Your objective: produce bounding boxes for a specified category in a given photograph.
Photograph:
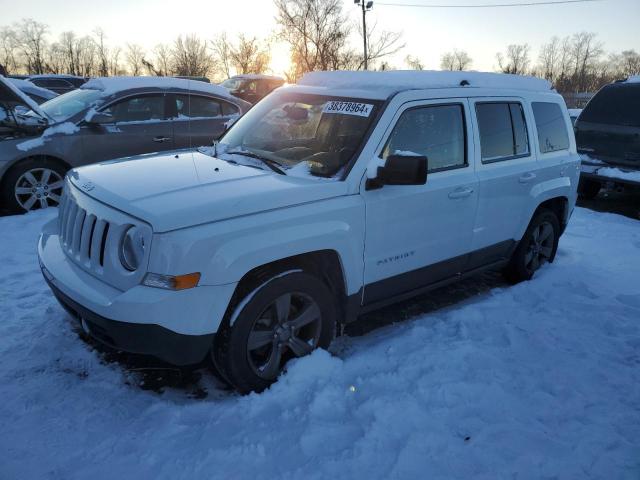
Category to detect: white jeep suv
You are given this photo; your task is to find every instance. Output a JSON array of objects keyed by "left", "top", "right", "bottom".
[{"left": 39, "top": 71, "right": 579, "bottom": 393}]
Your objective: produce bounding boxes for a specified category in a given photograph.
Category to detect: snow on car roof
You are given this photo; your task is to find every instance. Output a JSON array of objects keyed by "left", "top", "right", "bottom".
[
  {"left": 299, "top": 70, "right": 553, "bottom": 97},
  {"left": 624, "top": 75, "right": 640, "bottom": 83},
  {"left": 82, "top": 76, "right": 234, "bottom": 98}
]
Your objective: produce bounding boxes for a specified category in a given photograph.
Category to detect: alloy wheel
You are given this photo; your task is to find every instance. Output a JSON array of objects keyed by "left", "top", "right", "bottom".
[
  {"left": 14, "top": 168, "right": 64, "bottom": 211},
  {"left": 525, "top": 221, "right": 555, "bottom": 273},
  {"left": 246, "top": 292, "right": 322, "bottom": 380}
]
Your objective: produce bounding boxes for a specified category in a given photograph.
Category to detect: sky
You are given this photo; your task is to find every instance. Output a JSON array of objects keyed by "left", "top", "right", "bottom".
[{"left": 1, "top": 0, "right": 638, "bottom": 75}]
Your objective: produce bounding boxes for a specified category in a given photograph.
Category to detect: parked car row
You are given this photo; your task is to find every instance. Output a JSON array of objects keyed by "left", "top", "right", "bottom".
[{"left": 0, "top": 75, "right": 251, "bottom": 212}]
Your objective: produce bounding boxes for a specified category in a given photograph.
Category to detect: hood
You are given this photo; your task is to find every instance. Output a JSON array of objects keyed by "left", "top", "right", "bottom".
[
  {"left": 68, "top": 150, "right": 349, "bottom": 232},
  {"left": 0, "top": 75, "right": 50, "bottom": 120}
]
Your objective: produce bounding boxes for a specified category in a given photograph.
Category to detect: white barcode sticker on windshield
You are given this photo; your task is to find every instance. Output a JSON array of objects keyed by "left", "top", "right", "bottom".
[{"left": 322, "top": 101, "right": 373, "bottom": 117}]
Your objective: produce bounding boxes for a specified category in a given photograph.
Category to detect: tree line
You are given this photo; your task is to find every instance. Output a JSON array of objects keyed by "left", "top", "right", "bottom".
[{"left": 1, "top": 0, "right": 638, "bottom": 94}]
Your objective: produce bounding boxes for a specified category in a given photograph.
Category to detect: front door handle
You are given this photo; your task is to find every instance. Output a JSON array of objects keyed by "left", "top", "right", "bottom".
[
  {"left": 448, "top": 187, "right": 474, "bottom": 199},
  {"left": 519, "top": 172, "right": 537, "bottom": 184},
  {"left": 153, "top": 136, "right": 171, "bottom": 143}
]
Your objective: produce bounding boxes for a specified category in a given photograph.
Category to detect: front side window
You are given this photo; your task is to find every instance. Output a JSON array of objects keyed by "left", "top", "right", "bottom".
[
  {"left": 381, "top": 104, "right": 466, "bottom": 172},
  {"left": 476, "top": 102, "right": 530, "bottom": 162},
  {"left": 216, "top": 92, "right": 382, "bottom": 178},
  {"left": 105, "top": 95, "right": 165, "bottom": 123},
  {"left": 175, "top": 94, "right": 222, "bottom": 118},
  {"left": 532, "top": 102, "right": 570, "bottom": 153}
]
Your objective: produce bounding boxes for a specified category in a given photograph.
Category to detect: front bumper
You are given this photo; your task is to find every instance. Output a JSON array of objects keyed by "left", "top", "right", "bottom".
[{"left": 38, "top": 218, "right": 237, "bottom": 366}]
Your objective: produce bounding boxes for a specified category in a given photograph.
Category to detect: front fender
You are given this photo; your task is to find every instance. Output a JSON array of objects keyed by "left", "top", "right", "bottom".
[{"left": 147, "top": 195, "right": 366, "bottom": 296}]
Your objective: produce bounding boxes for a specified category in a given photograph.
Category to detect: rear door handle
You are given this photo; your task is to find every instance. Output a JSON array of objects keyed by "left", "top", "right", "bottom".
[
  {"left": 153, "top": 136, "right": 171, "bottom": 143},
  {"left": 448, "top": 187, "right": 474, "bottom": 199},
  {"left": 519, "top": 172, "right": 537, "bottom": 183}
]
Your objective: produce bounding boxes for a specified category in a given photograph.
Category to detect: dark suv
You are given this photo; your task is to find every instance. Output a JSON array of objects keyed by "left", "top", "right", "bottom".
[
  {"left": 27, "top": 75, "right": 88, "bottom": 95},
  {"left": 220, "top": 75, "right": 285, "bottom": 104},
  {"left": 575, "top": 78, "right": 640, "bottom": 198}
]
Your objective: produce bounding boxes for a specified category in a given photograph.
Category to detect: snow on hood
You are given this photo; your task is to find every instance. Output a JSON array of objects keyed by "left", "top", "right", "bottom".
[
  {"left": 68, "top": 150, "right": 348, "bottom": 232},
  {"left": 82, "top": 76, "right": 235, "bottom": 99},
  {"left": 0, "top": 75, "right": 50, "bottom": 119},
  {"left": 16, "top": 122, "right": 79, "bottom": 151}
]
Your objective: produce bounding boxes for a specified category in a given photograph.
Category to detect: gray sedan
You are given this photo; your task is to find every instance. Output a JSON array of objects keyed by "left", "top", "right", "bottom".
[{"left": 0, "top": 76, "right": 251, "bottom": 212}]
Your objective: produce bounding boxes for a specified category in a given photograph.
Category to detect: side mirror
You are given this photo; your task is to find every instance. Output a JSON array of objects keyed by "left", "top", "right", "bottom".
[
  {"left": 85, "top": 110, "right": 114, "bottom": 125},
  {"left": 368, "top": 154, "right": 428, "bottom": 189}
]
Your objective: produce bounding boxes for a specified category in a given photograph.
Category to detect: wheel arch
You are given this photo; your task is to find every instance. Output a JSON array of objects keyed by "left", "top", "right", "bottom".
[{"left": 222, "top": 250, "right": 350, "bottom": 329}]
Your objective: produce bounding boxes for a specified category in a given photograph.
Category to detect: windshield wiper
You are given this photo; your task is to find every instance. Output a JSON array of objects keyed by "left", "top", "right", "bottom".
[{"left": 226, "top": 149, "right": 287, "bottom": 175}]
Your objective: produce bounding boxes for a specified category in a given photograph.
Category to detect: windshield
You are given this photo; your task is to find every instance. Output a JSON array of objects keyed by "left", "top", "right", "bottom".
[
  {"left": 579, "top": 84, "right": 640, "bottom": 127},
  {"left": 220, "top": 78, "right": 243, "bottom": 90},
  {"left": 217, "top": 91, "right": 381, "bottom": 178},
  {"left": 40, "top": 88, "right": 103, "bottom": 121}
]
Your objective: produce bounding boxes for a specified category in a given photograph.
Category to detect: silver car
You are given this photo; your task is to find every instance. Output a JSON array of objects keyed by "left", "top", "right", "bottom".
[{"left": 0, "top": 76, "right": 251, "bottom": 213}]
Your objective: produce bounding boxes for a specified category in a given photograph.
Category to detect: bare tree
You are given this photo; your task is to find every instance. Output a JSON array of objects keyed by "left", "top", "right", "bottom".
[
  {"left": 94, "top": 28, "right": 110, "bottom": 76},
  {"left": 405, "top": 54, "right": 424, "bottom": 70},
  {"left": 171, "top": 34, "right": 213, "bottom": 77},
  {"left": 496, "top": 44, "right": 530, "bottom": 75},
  {"left": 126, "top": 43, "right": 145, "bottom": 76},
  {"left": 0, "top": 26, "right": 18, "bottom": 74},
  {"left": 16, "top": 18, "right": 49, "bottom": 74},
  {"left": 275, "top": 0, "right": 352, "bottom": 81},
  {"left": 441, "top": 49, "right": 472, "bottom": 71},
  {"left": 108, "top": 46, "right": 122, "bottom": 76},
  {"left": 356, "top": 21, "right": 404, "bottom": 70},
  {"left": 537, "top": 36, "right": 561, "bottom": 82},
  {"left": 211, "top": 33, "right": 233, "bottom": 79},
  {"left": 149, "top": 43, "right": 172, "bottom": 76},
  {"left": 229, "top": 34, "right": 270, "bottom": 75},
  {"left": 570, "top": 32, "right": 603, "bottom": 91},
  {"left": 618, "top": 49, "right": 640, "bottom": 77}
]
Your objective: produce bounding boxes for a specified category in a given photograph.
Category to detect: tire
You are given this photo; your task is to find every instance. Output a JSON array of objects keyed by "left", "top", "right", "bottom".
[
  {"left": 213, "top": 271, "right": 337, "bottom": 394},
  {"left": 578, "top": 178, "right": 601, "bottom": 200},
  {"left": 1, "top": 158, "right": 67, "bottom": 213},
  {"left": 504, "top": 209, "right": 560, "bottom": 284}
]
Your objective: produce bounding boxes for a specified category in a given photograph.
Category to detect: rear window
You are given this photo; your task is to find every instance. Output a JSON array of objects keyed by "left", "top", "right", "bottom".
[
  {"left": 476, "top": 102, "right": 529, "bottom": 162},
  {"left": 532, "top": 102, "right": 570, "bottom": 153},
  {"left": 579, "top": 84, "right": 640, "bottom": 127}
]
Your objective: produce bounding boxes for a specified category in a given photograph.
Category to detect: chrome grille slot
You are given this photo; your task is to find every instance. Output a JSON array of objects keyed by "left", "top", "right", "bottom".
[{"left": 56, "top": 181, "right": 152, "bottom": 291}]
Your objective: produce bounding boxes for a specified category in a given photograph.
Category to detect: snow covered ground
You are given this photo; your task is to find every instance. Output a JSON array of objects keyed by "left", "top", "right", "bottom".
[{"left": 1, "top": 207, "right": 639, "bottom": 479}]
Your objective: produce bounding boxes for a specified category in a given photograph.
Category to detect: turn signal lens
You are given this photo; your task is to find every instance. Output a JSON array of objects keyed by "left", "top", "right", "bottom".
[{"left": 143, "top": 272, "right": 201, "bottom": 290}]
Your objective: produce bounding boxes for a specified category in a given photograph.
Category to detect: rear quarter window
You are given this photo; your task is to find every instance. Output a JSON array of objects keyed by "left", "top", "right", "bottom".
[{"left": 532, "top": 102, "right": 570, "bottom": 154}]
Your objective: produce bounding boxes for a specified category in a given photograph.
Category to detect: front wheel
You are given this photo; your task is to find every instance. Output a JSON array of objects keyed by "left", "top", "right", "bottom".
[
  {"left": 1, "top": 158, "right": 66, "bottom": 213},
  {"left": 213, "top": 271, "right": 336, "bottom": 394},
  {"left": 504, "top": 209, "right": 560, "bottom": 283}
]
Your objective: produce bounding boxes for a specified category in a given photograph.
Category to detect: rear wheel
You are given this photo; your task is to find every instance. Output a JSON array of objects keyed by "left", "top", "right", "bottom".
[
  {"left": 213, "top": 271, "right": 336, "bottom": 394},
  {"left": 578, "top": 178, "right": 601, "bottom": 200},
  {"left": 504, "top": 209, "right": 560, "bottom": 283},
  {"left": 1, "top": 158, "right": 66, "bottom": 213}
]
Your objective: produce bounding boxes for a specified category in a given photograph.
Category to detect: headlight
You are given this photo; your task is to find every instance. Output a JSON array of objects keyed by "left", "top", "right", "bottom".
[{"left": 119, "top": 226, "right": 145, "bottom": 271}]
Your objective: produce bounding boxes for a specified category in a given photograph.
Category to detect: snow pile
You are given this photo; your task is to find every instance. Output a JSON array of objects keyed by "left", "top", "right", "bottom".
[
  {"left": 16, "top": 121, "right": 80, "bottom": 151},
  {"left": 299, "top": 70, "right": 552, "bottom": 94},
  {"left": 1, "top": 208, "right": 639, "bottom": 479},
  {"left": 83, "top": 76, "right": 233, "bottom": 99}
]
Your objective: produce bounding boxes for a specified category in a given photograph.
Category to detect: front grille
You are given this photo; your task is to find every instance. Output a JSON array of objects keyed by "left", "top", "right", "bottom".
[
  {"left": 59, "top": 194, "right": 111, "bottom": 269},
  {"left": 56, "top": 181, "right": 152, "bottom": 291}
]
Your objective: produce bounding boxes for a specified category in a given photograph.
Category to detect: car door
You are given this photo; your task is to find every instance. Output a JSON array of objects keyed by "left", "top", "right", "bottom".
[
  {"left": 79, "top": 93, "right": 174, "bottom": 163},
  {"left": 171, "top": 93, "right": 236, "bottom": 148},
  {"left": 467, "top": 98, "right": 540, "bottom": 263},
  {"left": 362, "top": 99, "right": 479, "bottom": 305}
]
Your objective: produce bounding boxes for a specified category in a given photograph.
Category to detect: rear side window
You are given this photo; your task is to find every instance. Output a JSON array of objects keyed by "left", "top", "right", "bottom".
[
  {"left": 476, "top": 102, "right": 529, "bottom": 162},
  {"left": 578, "top": 84, "right": 640, "bottom": 127},
  {"left": 221, "top": 102, "right": 239, "bottom": 116},
  {"left": 382, "top": 104, "right": 466, "bottom": 172},
  {"left": 175, "top": 94, "right": 222, "bottom": 118},
  {"left": 532, "top": 102, "right": 570, "bottom": 153}
]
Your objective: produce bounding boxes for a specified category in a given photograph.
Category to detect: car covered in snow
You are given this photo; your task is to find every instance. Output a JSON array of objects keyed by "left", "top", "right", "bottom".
[
  {"left": 24, "top": 74, "right": 88, "bottom": 95},
  {"left": 0, "top": 75, "right": 251, "bottom": 212},
  {"left": 575, "top": 76, "right": 640, "bottom": 199},
  {"left": 38, "top": 70, "right": 580, "bottom": 393},
  {"left": 220, "top": 74, "right": 285, "bottom": 104}
]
